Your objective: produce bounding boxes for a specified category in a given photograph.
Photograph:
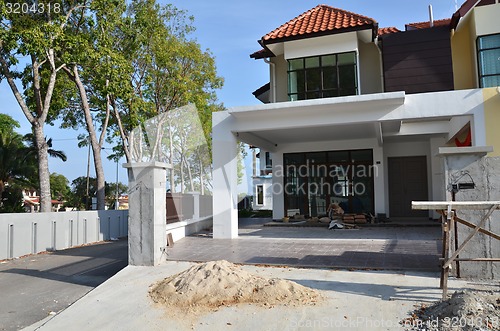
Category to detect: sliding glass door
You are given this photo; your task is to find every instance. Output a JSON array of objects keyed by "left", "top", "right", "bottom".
[{"left": 284, "top": 149, "right": 374, "bottom": 217}]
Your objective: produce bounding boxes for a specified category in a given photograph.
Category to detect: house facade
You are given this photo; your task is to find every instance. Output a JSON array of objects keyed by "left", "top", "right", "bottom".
[{"left": 213, "top": 0, "right": 500, "bottom": 239}]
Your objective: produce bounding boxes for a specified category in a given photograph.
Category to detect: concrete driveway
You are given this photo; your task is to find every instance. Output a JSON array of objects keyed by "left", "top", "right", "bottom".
[{"left": 0, "top": 239, "right": 128, "bottom": 331}]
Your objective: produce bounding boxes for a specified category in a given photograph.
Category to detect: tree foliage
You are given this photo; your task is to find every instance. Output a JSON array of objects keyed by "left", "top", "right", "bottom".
[
  {"left": 50, "top": 172, "right": 69, "bottom": 200},
  {"left": 0, "top": 114, "right": 37, "bottom": 211},
  {"left": 1, "top": 0, "right": 224, "bottom": 206},
  {"left": 0, "top": 0, "right": 82, "bottom": 211},
  {"left": 67, "top": 176, "right": 127, "bottom": 210}
]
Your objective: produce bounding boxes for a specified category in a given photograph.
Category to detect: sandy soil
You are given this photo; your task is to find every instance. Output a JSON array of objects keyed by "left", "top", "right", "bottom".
[{"left": 149, "top": 260, "right": 322, "bottom": 317}]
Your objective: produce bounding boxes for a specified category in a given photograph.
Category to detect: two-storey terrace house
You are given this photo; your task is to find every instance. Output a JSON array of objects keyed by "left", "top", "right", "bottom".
[{"left": 212, "top": 0, "right": 500, "bottom": 239}]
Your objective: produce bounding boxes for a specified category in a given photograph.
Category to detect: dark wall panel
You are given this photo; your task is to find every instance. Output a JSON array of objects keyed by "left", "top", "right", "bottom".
[{"left": 381, "top": 26, "right": 454, "bottom": 94}]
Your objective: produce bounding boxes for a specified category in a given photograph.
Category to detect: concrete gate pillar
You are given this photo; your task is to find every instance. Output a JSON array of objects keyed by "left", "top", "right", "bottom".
[
  {"left": 439, "top": 146, "right": 498, "bottom": 279},
  {"left": 124, "top": 162, "right": 171, "bottom": 266}
]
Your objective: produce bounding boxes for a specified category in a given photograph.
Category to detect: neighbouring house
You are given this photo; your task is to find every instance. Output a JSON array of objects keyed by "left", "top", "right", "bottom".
[
  {"left": 212, "top": 0, "right": 500, "bottom": 241},
  {"left": 22, "top": 189, "right": 64, "bottom": 213},
  {"left": 250, "top": 146, "right": 273, "bottom": 211}
]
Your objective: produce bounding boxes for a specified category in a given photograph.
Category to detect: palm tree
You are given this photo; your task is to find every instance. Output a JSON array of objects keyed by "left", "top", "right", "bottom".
[
  {"left": 0, "top": 130, "right": 36, "bottom": 203},
  {"left": 23, "top": 133, "right": 68, "bottom": 162}
]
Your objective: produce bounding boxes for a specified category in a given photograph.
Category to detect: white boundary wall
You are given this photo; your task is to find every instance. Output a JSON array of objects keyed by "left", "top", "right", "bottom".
[
  {"left": 166, "top": 193, "right": 213, "bottom": 242},
  {"left": 0, "top": 210, "right": 128, "bottom": 260}
]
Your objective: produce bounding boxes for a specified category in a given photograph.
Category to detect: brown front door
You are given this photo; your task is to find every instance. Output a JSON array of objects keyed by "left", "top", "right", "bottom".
[{"left": 388, "top": 156, "right": 428, "bottom": 217}]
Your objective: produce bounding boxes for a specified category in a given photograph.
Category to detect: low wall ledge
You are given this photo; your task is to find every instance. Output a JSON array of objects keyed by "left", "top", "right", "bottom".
[
  {"left": 438, "top": 146, "right": 493, "bottom": 157},
  {"left": 122, "top": 162, "right": 173, "bottom": 170}
]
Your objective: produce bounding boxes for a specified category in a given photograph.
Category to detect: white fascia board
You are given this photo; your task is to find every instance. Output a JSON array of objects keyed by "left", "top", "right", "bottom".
[
  {"left": 228, "top": 89, "right": 485, "bottom": 135},
  {"left": 229, "top": 91, "right": 405, "bottom": 117},
  {"left": 384, "top": 120, "right": 451, "bottom": 137}
]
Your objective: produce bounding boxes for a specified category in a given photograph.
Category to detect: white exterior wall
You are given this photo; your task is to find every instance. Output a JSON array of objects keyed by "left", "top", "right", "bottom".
[
  {"left": 0, "top": 210, "right": 128, "bottom": 260},
  {"left": 430, "top": 137, "right": 447, "bottom": 218},
  {"left": 473, "top": 4, "right": 500, "bottom": 37},
  {"left": 272, "top": 55, "right": 289, "bottom": 103},
  {"left": 284, "top": 32, "right": 358, "bottom": 60},
  {"left": 212, "top": 112, "right": 239, "bottom": 239}
]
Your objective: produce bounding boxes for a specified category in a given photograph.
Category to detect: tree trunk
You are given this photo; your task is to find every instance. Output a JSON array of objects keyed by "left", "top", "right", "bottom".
[
  {"left": 33, "top": 124, "right": 52, "bottom": 212},
  {"left": 168, "top": 121, "right": 175, "bottom": 193},
  {"left": 66, "top": 65, "right": 106, "bottom": 210}
]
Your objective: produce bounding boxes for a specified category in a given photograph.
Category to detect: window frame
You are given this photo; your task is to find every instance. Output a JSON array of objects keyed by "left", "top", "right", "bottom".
[
  {"left": 256, "top": 184, "right": 264, "bottom": 206},
  {"left": 287, "top": 51, "right": 358, "bottom": 101},
  {"left": 477, "top": 33, "right": 500, "bottom": 88}
]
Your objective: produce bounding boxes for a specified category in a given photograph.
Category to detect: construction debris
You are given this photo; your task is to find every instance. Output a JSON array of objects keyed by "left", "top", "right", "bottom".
[{"left": 402, "top": 290, "right": 500, "bottom": 331}]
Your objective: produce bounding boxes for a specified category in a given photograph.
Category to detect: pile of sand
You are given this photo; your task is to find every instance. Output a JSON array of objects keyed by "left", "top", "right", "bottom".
[
  {"left": 149, "top": 260, "right": 321, "bottom": 314},
  {"left": 403, "top": 290, "right": 499, "bottom": 331}
]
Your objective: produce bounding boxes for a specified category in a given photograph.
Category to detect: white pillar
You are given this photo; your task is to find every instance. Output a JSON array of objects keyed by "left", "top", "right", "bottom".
[
  {"left": 190, "top": 192, "right": 200, "bottom": 220},
  {"left": 123, "top": 162, "right": 170, "bottom": 266},
  {"left": 272, "top": 151, "right": 284, "bottom": 220},
  {"left": 212, "top": 112, "right": 238, "bottom": 239}
]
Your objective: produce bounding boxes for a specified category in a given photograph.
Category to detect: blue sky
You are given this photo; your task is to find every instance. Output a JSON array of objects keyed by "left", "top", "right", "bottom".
[{"left": 0, "top": 0, "right": 458, "bottom": 189}]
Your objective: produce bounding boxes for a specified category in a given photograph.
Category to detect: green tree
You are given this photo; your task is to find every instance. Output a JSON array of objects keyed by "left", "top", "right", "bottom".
[
  {"left": 58, "top": 0, "right": 129, "bottom": 210},
  {"left": 0, "top": 184, "right": 24, "bottom": 213},
  {"left": 68, "top": 176, "right": 127, "bottom": 210},
  {"left": 106, "top": 0, "right": 223, "bottom": 171},
  {"left": 0, "top": 114, "right": 36, "bottom": 206},
  {"left": 0, "top": 1, "right": 84, "bottom": 211},
  {"left": 50, "top": 173, "right": 69, "bottom": 200}
]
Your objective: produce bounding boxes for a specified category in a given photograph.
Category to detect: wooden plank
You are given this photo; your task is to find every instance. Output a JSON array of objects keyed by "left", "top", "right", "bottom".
[
  {"left": 454, "top": 216, "right": 500, "bottom": 241},
  {"left": 442, "top": 220, "right": 450, "bottom": 299},
  {"left": 166, "top": 233, "right": 174, "bottom": 247},
  {"left": 412, "top": 201, "right": 500, "bottom": 210},
  {"left": 440, "top": 258, "right": 500, "bottom": 261},
  {"left": 443, "top": 204, "right": 497, "bottom": 269}
]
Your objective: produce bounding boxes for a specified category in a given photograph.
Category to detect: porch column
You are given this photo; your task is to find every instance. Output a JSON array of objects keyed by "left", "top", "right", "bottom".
[
  {"left": 212, "top": 112, "right": 238, "bottom": 239},
  {"left": 272, "top": 151, "right": 285, "bottom": 220},
  {"left": 123, "top": 162, "right": 170, "bottom": 266}
]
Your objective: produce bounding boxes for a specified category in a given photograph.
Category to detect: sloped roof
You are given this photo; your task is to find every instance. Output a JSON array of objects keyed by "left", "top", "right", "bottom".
[
  {"left": 405, "top": 18, "right": 451, "bottom": 30},
  {"left": 378, "top": 27, "right": 400, "bottom": 36},
  {"left": 250, "top": 48, "right": 274, "bottom": 59},
  {"left": 261, "top": 4, "right": 377, "bottom": 44}
]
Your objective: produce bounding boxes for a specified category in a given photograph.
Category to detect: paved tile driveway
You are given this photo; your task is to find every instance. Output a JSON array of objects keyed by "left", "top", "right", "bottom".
[{"left": 166, "top": 219, "right": 442, "bottom": 271}]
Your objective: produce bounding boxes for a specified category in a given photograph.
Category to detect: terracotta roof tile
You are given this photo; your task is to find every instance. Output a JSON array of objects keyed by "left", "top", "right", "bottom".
[
  {"left": 261, "top": 5, "right": 377, "bottom": 44},
  {"left": 405, "top": 18, "right": 451, "bottom": 30},
  {"left": 250, "top": 48, "right": 274, "bottom": 59},
  {"left": 378, "top": 27, "right": 400, "bottom": 36}
]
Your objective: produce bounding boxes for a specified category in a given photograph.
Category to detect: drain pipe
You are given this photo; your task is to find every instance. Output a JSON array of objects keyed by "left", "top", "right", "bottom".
[
  {"left": 375, "top": 36, "right": 385, "bottom": 92},
  {"left": 263, "top": 58, "right": 276, "bottom": 103}
]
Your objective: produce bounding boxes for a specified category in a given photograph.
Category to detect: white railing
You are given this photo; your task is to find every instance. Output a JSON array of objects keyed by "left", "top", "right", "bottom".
[{"left": 0, "top": 210, "right": 128, "bottom": 260}]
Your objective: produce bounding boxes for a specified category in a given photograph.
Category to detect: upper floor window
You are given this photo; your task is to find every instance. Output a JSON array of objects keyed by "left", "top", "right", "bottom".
[
  {"left": 288, "top": 52, "right": 358, "bottom": 101},
  {"left": 265, "top": 152, "right": 272, "bottom": 168},
  {"left": 477, "top": 33, "right": 500, "bottom": 88}
]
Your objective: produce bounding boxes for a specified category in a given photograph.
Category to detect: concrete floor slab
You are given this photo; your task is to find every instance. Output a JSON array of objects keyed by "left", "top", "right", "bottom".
[
  {"left": 167, "top": 223, "right": 442, "bottom": 272},
  {"left": 24, "top": 261, "right": 494, "bottom": 331}
]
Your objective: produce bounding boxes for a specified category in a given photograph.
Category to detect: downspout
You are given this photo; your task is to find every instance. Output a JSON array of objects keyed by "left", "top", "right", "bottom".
[
  {"left": 375, "top": 36, "right": 385, "bottom": 92},
  {"left": 263, "top": 58, "right": 276, "bottom": 103}
]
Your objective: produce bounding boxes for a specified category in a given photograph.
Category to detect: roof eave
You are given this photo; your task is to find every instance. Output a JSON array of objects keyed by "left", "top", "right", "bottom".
[{"left": 261, "top": 24, "right": 378, "bottom": 45}]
